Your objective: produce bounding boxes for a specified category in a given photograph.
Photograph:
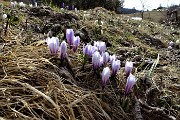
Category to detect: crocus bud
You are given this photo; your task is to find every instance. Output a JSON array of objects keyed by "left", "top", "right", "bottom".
[
  {"left": 83, "top": 44, "right": 92, "bottom": 57},
  {"left": 112, "top": 60, "right": 120, "bottom": 76},
  {"left": 66, "top": 6, "right": 69, "bottom": 10},
  {"left": 109, "top": 54, "right": 116, "bottom": 65},
  {"left": 60, "top": 41, "right": 67, "bottom": 60},
  {"left": 72, "top": 5, "right": 74, "bottom": 10},
  {"left": 46, "top": 37, "right": 59, "bottom": 54},
  {"left": 98, "top": 41, "right": 106, "bottom": 54},
  {"left": 125, "top": 61, "right": 133, "bottom": 77},
  {"left": 92, "top": 51, "right": 100, "bottom": 70},
  {"left": 66, "top": 29, "right": 74, "bottom": 49},
  {"left": 62, "top": 3, "right": 64, "bottom": 8},
  {"left": 125, "top": 74, "right": 136, "bottom": 95},
  {"left": 102, "top": 52, "right": 109, "bottom": 65},
  {"left": 102, "top": 67, "right": 111, "bottom": 88},
  {"left": 73, "top": 36, "right": 80, "bottom": 52}
]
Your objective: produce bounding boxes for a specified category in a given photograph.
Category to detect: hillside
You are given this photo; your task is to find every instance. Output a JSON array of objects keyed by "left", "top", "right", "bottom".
[{"left": 0, "top": 1, "right": 179, "bottom": 120}]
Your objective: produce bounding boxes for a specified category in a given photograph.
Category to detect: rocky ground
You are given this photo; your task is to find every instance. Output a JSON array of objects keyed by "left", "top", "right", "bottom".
[{"left": 0, "top": 2, "right": 179, "bottom": 120}]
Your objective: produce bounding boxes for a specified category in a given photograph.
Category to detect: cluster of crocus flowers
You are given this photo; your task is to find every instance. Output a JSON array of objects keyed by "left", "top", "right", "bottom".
[
  {"left": 82, "top": 40, "right": 121, "bottom": 88},
  {"left": 66, "top": 29, "right": 80, "bottom": 51},
  {"left": 46, "top": 36, "right": 67, "bottom": 61}
]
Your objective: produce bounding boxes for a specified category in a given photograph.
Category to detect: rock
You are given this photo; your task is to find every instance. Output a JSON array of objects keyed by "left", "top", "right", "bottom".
[{"left": 133, "top": 55, "right": 142, "bottom": 62}]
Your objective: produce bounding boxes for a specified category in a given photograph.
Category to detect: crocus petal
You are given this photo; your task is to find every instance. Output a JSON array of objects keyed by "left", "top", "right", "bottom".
[
  {"left": 60, "top": 41, "right": 67, "bottom": 60},
  {"left": 125, "top": 74, "right": 136, "bottom": 95},
  {"left": 109, "top": 54, "right": 116, "bottom": 64},
  {"left": 125, "top": 61, "right": 133, "bottom": 77},
  {"left": 92, "top": 51, "right": 100, "bottom": 70},
  {"left": 112, "top": 60, "right": 120, "bottom": 76},
  {"left": 66, "top": 29, "right": 74, "bottom": 48},
  {"left": 102, "top": 52, "right": 109, "bottom": 65},
  {"left": 91, "top": 46, "right": 98, "bottom": 55},
  {"left": 94, "top": 41, "right": 99, "bottom": 48},
  {"left": 99, "top": 56, "right": 104, "bottom": 67},
  {"left": 99, "top": 41, "right": 106, "bottom": 53},
  {"left": 102, "top": 67, "right": 111, "bottom": 87}
]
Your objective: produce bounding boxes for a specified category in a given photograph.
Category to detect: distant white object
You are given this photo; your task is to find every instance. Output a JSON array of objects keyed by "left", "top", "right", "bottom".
[
  {"left": 75, "top": 8, "right": 77, "bottom": 12},
  {"left": 168, "top": 46, "right": 172, "bottom": 50},
  {"left": 35, "top": 2, "right": 37, "bottom": 7},
  {"left": 176, "top": 40, "right": 179, "bottom": 44},
  {"left": 29, "top": 4, "right": 33, "bottom": 7},
  {"left": 131, "top": 17, "right": 142, "bottom": 21},
  {"left": 14, "top": 1, "right": 18, "bottom": 5},
  {"left": 2, "top": 14, "right": 7, "bottom": 19},
  {"left": 19, "top": 2, "right": 25, "bottom": 7}
]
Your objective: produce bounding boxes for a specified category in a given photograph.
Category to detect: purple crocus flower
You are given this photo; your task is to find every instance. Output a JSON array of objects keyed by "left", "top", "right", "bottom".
[
  {"left": 102, "top": 52, "right": 109, "bottom": 65},
  {"left": 66, "top": 5, "right": 69, "bottom": 10},
  {"left": 46, "top": 37, "right": 59, "bottom": 54},
  {"left": 112, "top": 60, "right": 120, "bottom": 76},
  {"left": 66, "top": 29, "right": 74, "bottom": 49},
  {"left": 125, "top": 74, "right": 136, "bottom": 95},
  {"left": 73, "top": 36, "right": 80, "bottom": 52},
  {"left": 83, "top": 44, "right": 92, "bottom": 58},
  {"left": 125, "top": 61, "right": 133, "bottom": 77},
  {"left": 60, "top": 41, "right": 67, "bottom": 60},
  {"left": 98, "top": 41, "right": 106, "bottom": 54},
  {"left": 102, "top": 67, "right": 111, "bottom": 88},
  {"left": 72, "top": 5, "right": 74, "bottom": 10},
  {"left": 92, "top": 51, "right": 101, "bottom": 70},
  {"left": 62, "top": 3, "right": 64, "bottom": 8},
  {"left": 109, "top": 54, "right": 116, "bottom": 65}
]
